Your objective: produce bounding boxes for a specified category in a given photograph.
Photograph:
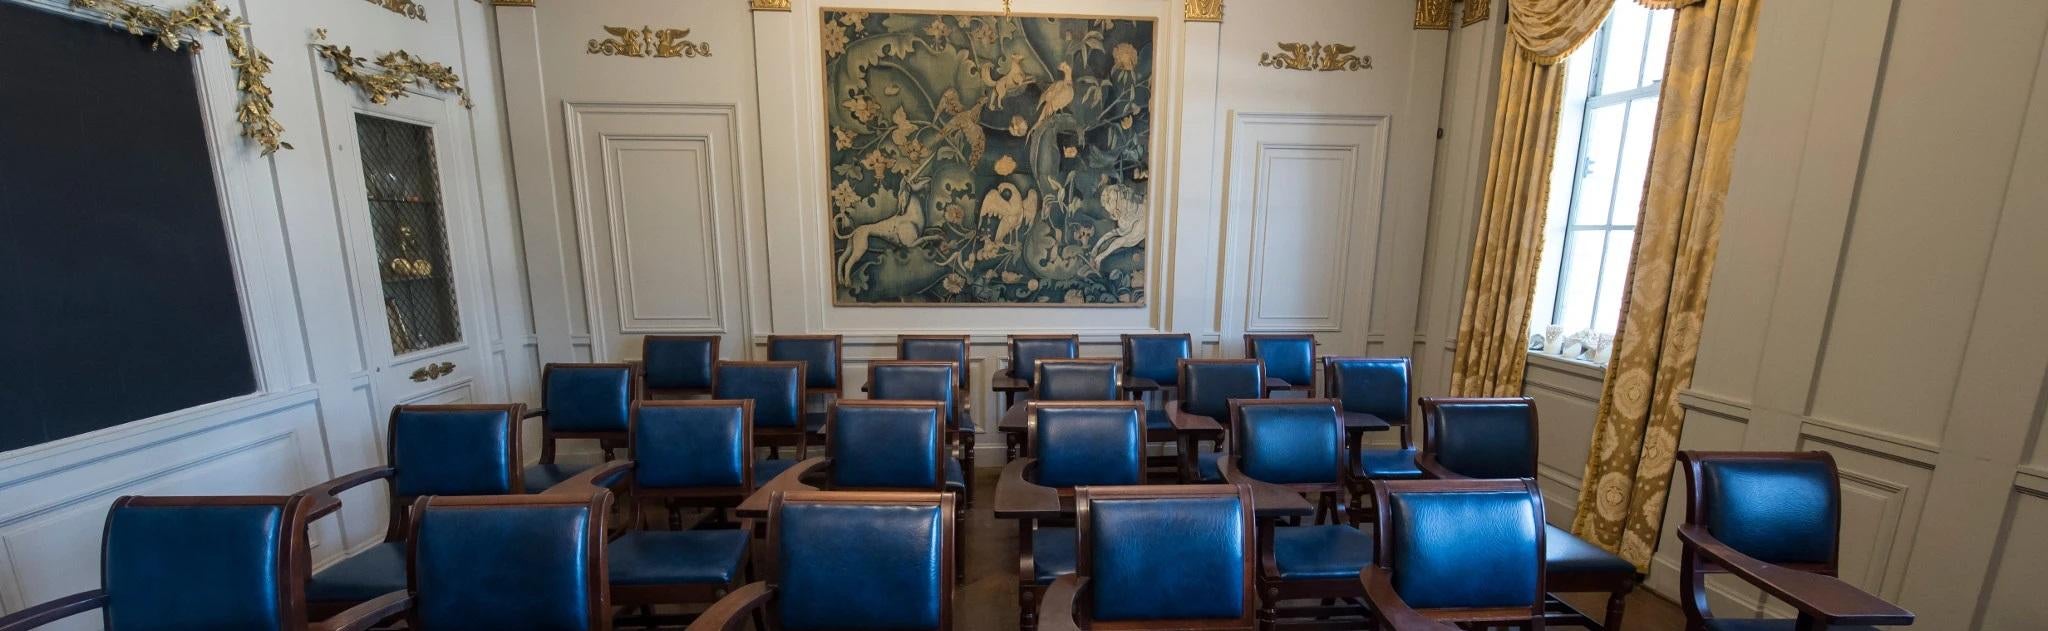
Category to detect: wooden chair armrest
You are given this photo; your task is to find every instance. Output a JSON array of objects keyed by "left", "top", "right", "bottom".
[
  {"left": 1360, "top": 567, "right": 1461, "bottom": 631},
  {"left": 310, "top": 590, "right": 410, "bottom": 631},
  {"left": 990, "top": 374, "right": 1030, "bottom": 391},
  {"left": 1677, "top": 525, "right": 1911, "bottom": 626},
  {"left": 1414, "top": 453, "right": 1468, "bottom": 480},
  {"left": 522, "top": 408, "right": 548, "bottom": 420},
  {"left": 992, "top": 458, "right": 1059, "bottom": 519},
  {"left": 739, "top": 457, "right": 828, "bottom": 516},
  {"left": 0, "top": 590, "right": 105, "bottom": 631},
  {"left": 1219, "top": 458, "right": 1315, "bottom": 519},
  {"left": 1036, "top": 574, "right": 1087, "bottom": 631},
  {"left": 1164, "top": 401, "right": 1223, "bottom": 433},
  {"left": 1122, "top": 377, "right": 1161, "bottom": 393},
  {"left": 544, "top": 460, "right": 634, "bottom": 495},
  {"left": 303, "top": 466, "right": 396, "bottom": 520},
  {"left": 685, "top": 582, "right": 776, "bottom": 631}
]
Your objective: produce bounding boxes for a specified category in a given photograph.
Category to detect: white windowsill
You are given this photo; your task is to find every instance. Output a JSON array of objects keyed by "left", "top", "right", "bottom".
[{"left": 1525, "top": 351, "right": 1611, "bottom": 380}]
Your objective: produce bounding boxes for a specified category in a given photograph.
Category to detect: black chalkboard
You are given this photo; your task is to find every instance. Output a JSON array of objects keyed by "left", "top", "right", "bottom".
[{"left": 0, "top": 2, "right": 258, "bottom": 452}]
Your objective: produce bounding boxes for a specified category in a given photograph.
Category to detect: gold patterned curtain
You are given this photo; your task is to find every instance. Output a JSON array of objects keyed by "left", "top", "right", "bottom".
[
  {"left": 1569, "top": 0, "right": 1762, "bottom": 570},
  {"left": 1447, "top": 0, "right": 1610, "bottom": 397}
]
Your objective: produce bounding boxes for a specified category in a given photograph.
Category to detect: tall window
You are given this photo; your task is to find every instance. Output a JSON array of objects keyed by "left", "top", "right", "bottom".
[{"left": 1530, "top": 2, "right": 1673, "bottom": 364}]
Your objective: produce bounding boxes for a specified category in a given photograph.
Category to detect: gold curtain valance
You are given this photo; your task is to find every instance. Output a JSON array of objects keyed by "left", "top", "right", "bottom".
[{"left": 1506, "top": 0, "right": 1699, "bottom": 65}]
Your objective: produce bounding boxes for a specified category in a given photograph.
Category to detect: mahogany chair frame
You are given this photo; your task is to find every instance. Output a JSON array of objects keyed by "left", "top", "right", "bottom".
[
  {"left": 1030, "top": 358, "right": 1125, "bottom": 401},
  {"left": 0, "top": 495, "right": 407, "bottom": 631},
  {"left": 1221, "top": 399, "right": 1369, "bottom": 630},
  {"left": 1038, "top": 484, "right": 1260, "bottom": 631},
  {"left": 638, "top": 335, "right": 721, "bottom": 400},
  {"left": 1325, "top": 357, "right": 1414, "bottom": 524},
  {"left": 1244, "top": 334, "right": 1319, "bottom": 397},
  {"left": 1168, "top": 358, "right": 1266, "bottom": 482},
  {"left": 402, "top": 491, "right": 616, "bottom": 631},
  {"left": 1676, "top": 451, "right": 1913, "bottom": 631},
  {"left": 1120, "top": 333, "right": 1196, "bottom": 478},
  {"left": 1005, "top": 400, "right": 1148, "bottom": 631},
  {"left": 867, "top": 360, "right": 977, "bottom": 503},
  {"left": 534, "top": 363, "right": 643, "bottom": 466},
  {"left": 895, "top": 334, "right": 973, "bottom": 392},
  {"left": 684, "top": 491, "right": 958, "bottom": 631},
  {"left": 996, "top": 334, "right": 1083, "bottom": 406},
  {"left": 625, "top": 399, "right": 756, "bottom": 530},
  {"left": 1362, "top": 478, "right": 1549, "bottom": 631},
  {"left": 713, "top": 360, "right": 811, "bottom": 460}
]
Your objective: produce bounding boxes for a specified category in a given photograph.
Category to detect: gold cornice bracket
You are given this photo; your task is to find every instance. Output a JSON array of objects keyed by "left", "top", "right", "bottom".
[
  {"left": 1461, "top": 0, "right": 1491, "bottom": 27},
  {"left": 588, "top": 26, "right": 712, "bottom": 59},
  {"left": 491, "top": 0, "right": 535, "bottom": 6},
  {"left": 312, "top": 29, "right": 473, "bottom": 108},
  {"left": 1258, "top": 42, "right": 1370, "bottom": 72},
  {"left": 363, "top": 0, "right": 427, "bottom": 20},
  {"left": 1185, "top": 0, "right": 1222, "bottom": 22},
  {"left": 750, "top": 0, "right": 791, "bottom": 11},
  {"left": 70, "top": 0, "right": 290, "bottom": 154},
  {"left": 1415, "top": 0, "right": 1450, "bottom": 29}
]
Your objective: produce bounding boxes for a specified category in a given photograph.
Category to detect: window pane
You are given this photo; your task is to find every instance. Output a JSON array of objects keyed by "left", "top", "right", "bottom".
[
  {"left": 1593, "top": 229, "right": 1636, "bottom": 334},
  {"left": 1574, "top": 104, "right": 1627, "bottom": 225},
  {"left": 1556, "top": 228, "right": 1606, "bottom": 332},
  {"left": 1598, "top": 2, "right": 1651, "bottom": 95},
  {"left": 1642, "top": 9, "right": 1674, "bottom": 87},
  {"left": 1611, "top": 97, "right": 1660, "bottom": 227}
]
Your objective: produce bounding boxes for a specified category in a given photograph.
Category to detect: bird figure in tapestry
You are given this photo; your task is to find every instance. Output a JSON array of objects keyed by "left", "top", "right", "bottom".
[
  {"left": 1035, "top": 62, "right": 1076, "bottom": 127},
  {"left": 979, "top": 182, "right": 1041, "bottom": 248}
]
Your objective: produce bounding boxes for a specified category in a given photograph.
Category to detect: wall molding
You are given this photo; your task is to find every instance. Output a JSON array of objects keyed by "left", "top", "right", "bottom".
[{"left": 0, "top": 387, "right": 319, "bottom": 487}]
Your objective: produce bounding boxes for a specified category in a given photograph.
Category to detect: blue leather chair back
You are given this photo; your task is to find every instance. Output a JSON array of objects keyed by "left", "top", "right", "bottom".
[
  {"left": 1033, "top": 360, "right": 1120, "bottom": 401},
  {"left": 898, "top": 336, "right": 969, "bottom": 391},
  {"left": 1031, "top": 404, "right": 1144, "bottom": 488},
  {"left": 1180, "top": 360, "right": 1264, "bottom": 420},
  {"left": 101, "top": 498, "right": 291, "bottom": 631},
  {"left": 1698, "top": 457, "right": 1838, "bottom": 565},
  {"left": 1426, "top": 398, "right": 1536, "bottom": 479},
  {"left": 1081, "top": 489, "right": 1250, "bottom": 622},
  {"left": 1248, "top": 336, "right": 1315, "bottom": 387},
  {"left": 411, "top": 496, "right": 604, "bottom": 631},
  {"left": 715, "top": 362, "right": 805, "bottom": 429},
  {"left": 774, "top": 495, "right": 949, "bottom": 631},
  {"left": 543, "top": 364, "right": 634, "bottom": 433},
  {"left": 633, "top": 402, "right": 750, "bottom": 489},
  {"left": 641, "top": 336, "right": 717, "bottom": 390},
  {"left": 869, "top": 362, "right": 960, "bottom": 429},
  {"left": 768, "top": 336, "right": 841, "bottom": 390},
  {"left": 1011, "top": 336, "right": 1079, "bottom": 382},
  {"left": 1382, "top": 484, "right": 1543, "bottom": 610},
  {"left": 1123, "top": 334, "right": 1191, "bottom": 387},
  {"left": 1328, "top": 357, "right": 1411, "bottom": 422},
  {"left": 830, "top": 403, "right": 945, "bottom": 490},
  {"left": 389, "top": 405, "right": 519, "bottom": 497},
  {"left": 1235, "top": 402, "right": 1343, "bottom": 485}
]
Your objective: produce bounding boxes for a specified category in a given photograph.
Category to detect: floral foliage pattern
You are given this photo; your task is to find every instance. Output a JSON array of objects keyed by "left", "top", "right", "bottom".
[{"left": 823, "top": 11, "right": 1154, "bottom": 305}]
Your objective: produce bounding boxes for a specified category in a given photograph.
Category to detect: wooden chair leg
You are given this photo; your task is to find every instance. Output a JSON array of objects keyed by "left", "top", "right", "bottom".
[{"left": 1604, "top": 583, "right": 1632, "bottom": 631}]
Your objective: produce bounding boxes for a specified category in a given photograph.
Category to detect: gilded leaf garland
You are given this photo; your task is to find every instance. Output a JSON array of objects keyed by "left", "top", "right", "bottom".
[
  {"left": 363, "top": 0, "right": 427, "bottom": 21},
  {"left": 1185, "top": 0, "right": 1223, "bottom": 22},
  {"left": 313, "top": 30, "right": 472, "bottom": 109},
  {"left": 1258, "top": 42, "right": 1370, "bottom": 72},
  {"left": 1462, "top": 0, "right": 1491, "bottom": 26},
  {"left": 70, "top": 0, "right": 290, "bottom": 154},
  {"left": 587, "top": 26, "right": 712, "bottom": 59},
  {"left": 1415, "top": 0, "right": 1451, "bottom": 29}
]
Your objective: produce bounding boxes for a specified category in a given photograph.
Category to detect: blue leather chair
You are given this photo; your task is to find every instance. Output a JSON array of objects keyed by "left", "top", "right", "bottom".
[
  {"left": 823, "top": 400, "right": 961, "bottom": 492},
  {"left": 529, "top": 363, "right": 638, "bottom": 491},
  {"left": 1122, "top": 333, "right": 1194, "bottom": 476},
  {"left": 1032, "top": 358, "right": 1122, "bottom": 402},
  {"left": 1221, "top": 399, "right": 1376, "bottom": 628},
  {"left": 1418, "top": 397, "right": 1639, "bottom": 629},
  {"left": 714, "top": 361, "right": 809, "bottom": 479},
  {"left": 604, "top": 401, "right": 755, "bottom": 627},
  {"left": 402, "top": 491, "right": 614, "bottom": 630},
  {"left": 1327, "top": 357, "right": 1422, "bottom": 523},
  {"left": 0, "top": 495, "right": 406, "bottom": 631},
  {"left": 685, "top": 491, "right": 956, "bottom": 631},
  {"left": 766, "top": 335, "right": 845, "bottom": 439},
  {"left": 868, "top": 361, "right": 976, "bottom": 504},
  {"left": 640, "top": 335, "right": 719, "bottom": 400},
  {"left": 1246, "top": 334, "right": 1318, "bottom": 397},
  {"left": 1361, "top": 479, "right": 1548, "bottom": 631},
  {"left": 1036, "top": 485, "right": 1257, "bottom": 631},
  {"left": 1171, "top": 359, "right": 1266, "bottom": 483},
  {"left": 1677, "top": 452, "right": 1912, "bottom": 631},
  {"left": 994, "top": 335, "right": 1080, "bottom": 413},
  {"left": 300, "top": 404, "right": 526, "bottom": 616},
  {"left": 896, "top": 334, "right": 972, "bottom": 393},
  {"left": 995, "top": 401, "right": 1147, "bottom": 630}
]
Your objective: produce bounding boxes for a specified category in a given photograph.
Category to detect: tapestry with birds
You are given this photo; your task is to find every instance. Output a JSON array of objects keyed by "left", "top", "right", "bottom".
[{"left": 823, "top": 10, "right": 1154, "bottom": 305}]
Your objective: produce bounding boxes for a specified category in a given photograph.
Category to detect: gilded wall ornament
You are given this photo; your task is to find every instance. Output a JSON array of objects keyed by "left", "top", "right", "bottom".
[
  {"left": 313, "top": 30, "right": 473, "bottom": 108},
  {"left": 1462, "top": 0, "right": 1491, "bottom": 26},
  {"left": 749, "top": 0, "right": 791, "bottom": 10},
  {"left": 587, "top": 26, "right": 712, "bottom": 59},
  {"left": 1414, "top": 0, "right": 1451, "bottom": 29},
  {"left": 1185, "top": 0, "right": 1222, "bottom": 22},
  {"left": 70, "top": 0, "right": 290, "bottom": 154},
  {"left": 1257, "top": 42, "right": 1370, "bottom": 72},
  {"left": 363, "top": 0, "right": 426, "bottom": 21}
]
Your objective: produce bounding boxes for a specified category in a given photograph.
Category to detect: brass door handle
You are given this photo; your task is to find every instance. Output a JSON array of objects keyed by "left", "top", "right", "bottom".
[{"left": 410, "top": 361, "right": 457, "bottom": 382}]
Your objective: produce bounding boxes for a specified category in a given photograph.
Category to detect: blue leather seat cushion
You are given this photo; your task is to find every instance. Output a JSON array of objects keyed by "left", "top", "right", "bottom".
[
  {"left": 307, "top": 542, "right": 406, "bottom": 602},
  {"left": 522, "top": 462, "right": 593, "bottom": 494},
  {"left": 1031, "top": 527, "right": 1077, "bottom": 584},
  {"left": 1195, "top": 451, "right": 1224, "bottom": 482},
  {"left": 1545, "top": 525, "right": 1635, "bottom": 576},
  {"left": 758, "top": 458, "right": 800, "bottom": 481},
  {"left": 1273, "top": 525, "right": 1375, "bottom": 579},
  {"left": 608, "top": 530, "right": 749, "bottom": 585},
  {"left": 1357, "top": 447, "right": 1424, "bottom": 480},
  {"left": 945, "top": 457, "right": 966, "bottom": 490},
  {"left": 1145, "top": 410, "right": 1175, "bottom": 431},
  {"left": 1704, "top": 620, "right": 1878, "bottom": 631}
]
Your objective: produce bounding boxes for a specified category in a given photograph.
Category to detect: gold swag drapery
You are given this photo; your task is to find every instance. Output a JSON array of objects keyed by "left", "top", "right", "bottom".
[
  {"left": 1448, "top": 0, "right": 1612, "bottom": 397},
  {"left": 1569, "top": 0, "right": 1761, "bottom": 570}
]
